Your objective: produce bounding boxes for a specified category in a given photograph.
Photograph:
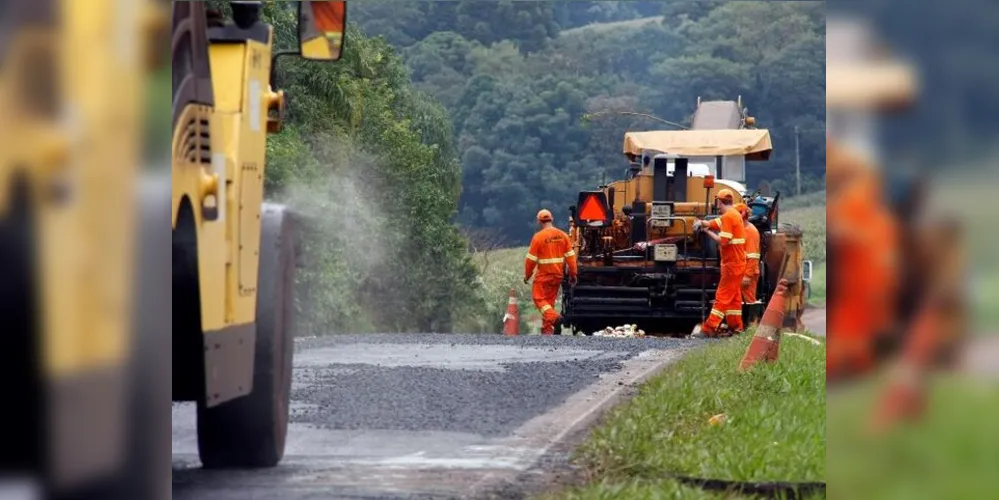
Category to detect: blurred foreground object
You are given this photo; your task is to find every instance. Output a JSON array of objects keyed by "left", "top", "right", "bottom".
[
  {"left": 826, "top": 17, "right": 916, "bottom": 112},
  {"left": 0, "top": 0, "right": 169, "bottom": 498},
  {"left": 826, "top": 16, "right": 969, "bottom": 429},
  {"left": 171, "top": 0, "right": 344, "bottom": 470}
]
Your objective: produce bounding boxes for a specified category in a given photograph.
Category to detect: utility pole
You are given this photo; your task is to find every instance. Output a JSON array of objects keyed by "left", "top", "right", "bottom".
[{"left": 794, "top": 125, "right": 801, "bottom": 197}]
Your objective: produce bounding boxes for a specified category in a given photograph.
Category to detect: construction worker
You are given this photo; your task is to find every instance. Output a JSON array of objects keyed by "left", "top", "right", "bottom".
[
  {"left": 736, "top": 203, "right": 761, "bottom": 303},
  {"left": 826, "top": 138, "right": 901, "bottom": 380},
  {"left": 692, "top": 189, "right": 747, "bottom": 336},
  {"left": 524, "top": 209, "right": 578, "bottom": 335}
]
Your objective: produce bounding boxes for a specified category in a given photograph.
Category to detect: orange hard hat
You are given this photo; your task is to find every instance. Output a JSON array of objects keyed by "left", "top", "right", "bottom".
[
  {"left": 536, "top": 209, "right": 553, "bottom": 222},
  {"left": 736, "top": 203, "right": 749, "bottom": 218},
  {"left": 714, "top": 189, "right": 735, "bottom": 203}
]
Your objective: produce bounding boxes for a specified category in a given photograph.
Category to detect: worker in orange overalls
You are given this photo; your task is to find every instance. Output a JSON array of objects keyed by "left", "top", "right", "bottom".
[
  {"left": 693, "top": 189, "right": 747, "bottom": 336},
  {"left": 524, "top": 209, "right": 578, "bottom": 335},
  {"left": 736, "top": 203, "right": 761, "bottom": 304},
  {"left": 826, "top": 138, "right": 901, "bottom": 380}
]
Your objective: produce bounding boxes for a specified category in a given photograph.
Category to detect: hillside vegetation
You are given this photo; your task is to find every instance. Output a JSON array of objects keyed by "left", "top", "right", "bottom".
[
  {"left": 207, "top": 1, "right": 483, "bottom": 335},
  {"left": 228, "top": 1, "right": 824, "bottom": 335},
  {"left": 353, "top": 1, "right": 826, "bottom": 244}
]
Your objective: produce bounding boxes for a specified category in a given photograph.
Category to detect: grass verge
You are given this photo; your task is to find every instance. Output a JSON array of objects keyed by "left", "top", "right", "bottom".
[
  {"left": 546, "top": 332, "right": 826, "bottom": 499},
  {"left": 467, "top": 245, "right": 543, "bottom": 334},
  {"left": 827, "top": 373, "right": 999, "bottom": 498},
  {"left": 807, "top": 262, "right": 826, "bottom": 307}
]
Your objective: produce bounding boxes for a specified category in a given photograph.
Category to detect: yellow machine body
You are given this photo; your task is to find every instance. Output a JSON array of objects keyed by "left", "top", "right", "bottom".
[
  {"left": 171, "top": 37, "right": 281, "bottom": 335},
  {"left": 0, "top": 0, "right": 162, "bottom": 489}
]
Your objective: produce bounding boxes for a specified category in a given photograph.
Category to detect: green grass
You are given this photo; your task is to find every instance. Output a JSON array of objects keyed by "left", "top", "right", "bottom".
[
  {"left": 782, "top": 194, "right": 826, "bottom": 306},
  {"left": 782, "top": 201, "right": 826, "bottom": 266},
  {"left": 827, "top": 373, "right": 999, "bottom": 498},
  {"left": 467, "top": 245, "right": 541, "bottom": 333},
  {"left": 547, "top": 332, "right": 826, "bottom": 499},
  {"left": 807, "top": 262, "right": 826, "bottom": 307},
  {"left": 781, "top": 190, "right": 826, "bottom": 210},
  {"left": 538, "top": 479, "right": 732, "bottom": 500}
]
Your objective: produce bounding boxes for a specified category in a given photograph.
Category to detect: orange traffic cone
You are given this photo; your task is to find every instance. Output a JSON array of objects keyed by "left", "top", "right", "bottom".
[
  {"left": 503, "top": 288, "right": 519, "bottom": 336},
  {"left": 739, "top": 279, "right": 789, "bottom": 371},
  {"left": 870, "top": 302, "right": 939, "bottom": 432}
]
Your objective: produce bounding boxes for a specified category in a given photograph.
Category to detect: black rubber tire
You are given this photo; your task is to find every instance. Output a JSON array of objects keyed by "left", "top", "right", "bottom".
[{"left": 197, "top": 204, "right": 296, "bottom": 468}]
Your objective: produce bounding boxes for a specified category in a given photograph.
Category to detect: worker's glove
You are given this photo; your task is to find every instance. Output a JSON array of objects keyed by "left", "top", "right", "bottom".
[
  {"left": 523, "top": 277, "right": 530, "bottom": 285},
  {"left": 569, "top": 275, "right": 578, "bottom": 286}
]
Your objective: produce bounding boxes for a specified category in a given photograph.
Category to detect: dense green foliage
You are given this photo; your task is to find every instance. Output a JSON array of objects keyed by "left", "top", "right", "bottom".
[
  {"left": 249, "top": 2, "right": 483, "bottom": 334},
  {"left": 353, "top": 1, "right": 826, "bottom": 243}
]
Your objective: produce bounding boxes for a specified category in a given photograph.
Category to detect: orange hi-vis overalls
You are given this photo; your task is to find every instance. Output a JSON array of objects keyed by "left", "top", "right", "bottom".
[
  {"left": 827, "top": 173, "right": 900, "bottom": 378},
  {"left": 742, "top": 221, "right": 761, "bottom": 303},
  {"left": 704, "top": 210, "right": 747, "bottom": 333},
  {"left": 525, "top": 227, "right": 578, "bottom": 334}
]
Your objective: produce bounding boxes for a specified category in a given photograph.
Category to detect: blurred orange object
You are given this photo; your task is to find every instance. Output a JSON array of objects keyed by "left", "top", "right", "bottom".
[{"left": 826, "top": 139, "right": 901, "bottom": 381}]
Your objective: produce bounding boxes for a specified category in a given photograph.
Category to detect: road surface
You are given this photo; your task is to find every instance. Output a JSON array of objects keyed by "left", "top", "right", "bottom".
[
  {"left": 961, "top": 334, "right": 999, "bottom": 379},
  {"left": 172, "top": 333, "right": 696, "bottom": 499},
  {"left": 802, "top": 307, "right": 826, "bottom": 337}
]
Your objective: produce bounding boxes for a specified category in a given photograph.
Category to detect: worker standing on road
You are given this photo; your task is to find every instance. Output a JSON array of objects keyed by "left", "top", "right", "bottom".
[
  {"left": 736, "top": 203, "right": 761, "bottom": 303},
  {"left": 692, "top": 189, "right": 747, "bottom": 336},
  {"left": 524, "top": 209, "right": 578, "bottom": 335}
]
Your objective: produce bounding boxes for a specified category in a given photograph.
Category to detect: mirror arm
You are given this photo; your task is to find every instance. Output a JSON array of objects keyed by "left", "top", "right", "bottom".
[{"left": 270, "top": 49, "right": 300, "bottom": 90}]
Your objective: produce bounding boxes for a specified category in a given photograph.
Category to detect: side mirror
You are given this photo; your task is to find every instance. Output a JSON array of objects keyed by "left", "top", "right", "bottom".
[
  {"left": 802, "top": 260, "right": 813, "bottom": 282},
  {"left": 298, "top": 1, "right": 346, "bottom": 61}
]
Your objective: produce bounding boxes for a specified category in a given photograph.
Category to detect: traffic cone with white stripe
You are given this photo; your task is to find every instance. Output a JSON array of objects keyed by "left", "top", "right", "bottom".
[
  {"left": 502, "top": 288, "right": 519, "bottom": 336},
  {"left": 739, "top": 279, "right": 789, "bottom": 371},
  {"left": 870, "top": 301, "right": 939, "bottom": 432}
]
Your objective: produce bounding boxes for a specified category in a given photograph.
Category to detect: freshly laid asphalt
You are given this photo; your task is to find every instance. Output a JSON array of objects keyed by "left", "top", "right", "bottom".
[{"left": 172, "top": 333, "right": 698, "bottom": 499}]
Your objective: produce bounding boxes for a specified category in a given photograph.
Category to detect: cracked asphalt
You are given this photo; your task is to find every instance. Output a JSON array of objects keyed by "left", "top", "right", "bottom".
[{"left": 172, "top": 333, "right": 698, "bottom": 499}]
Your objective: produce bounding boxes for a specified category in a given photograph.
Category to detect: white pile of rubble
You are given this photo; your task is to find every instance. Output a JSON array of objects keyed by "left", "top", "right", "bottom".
[{"left": 592, "top": 324, "right": 646, "bottom": 338}]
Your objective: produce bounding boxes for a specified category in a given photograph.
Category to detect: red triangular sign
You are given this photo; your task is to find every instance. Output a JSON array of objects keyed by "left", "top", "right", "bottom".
[{"left": 578, "top": 195, "right": 607, "bottom": 221}]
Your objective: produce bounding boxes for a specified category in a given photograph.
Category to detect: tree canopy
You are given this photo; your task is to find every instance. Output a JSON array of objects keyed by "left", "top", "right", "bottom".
[
  {"left": 353, "top": 1, "right": 827, "bottom": 243},
  {"left": 249, "top": 1, "right": 483, "bottom": 334}
]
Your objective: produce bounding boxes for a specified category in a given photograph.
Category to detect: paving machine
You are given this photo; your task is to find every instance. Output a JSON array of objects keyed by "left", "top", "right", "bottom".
[
  {"left": 559, "top": 99, "right": 811, "bottom": 335},
  {"left": 172, "top": 0, "right": 345, "bottom": 469}
]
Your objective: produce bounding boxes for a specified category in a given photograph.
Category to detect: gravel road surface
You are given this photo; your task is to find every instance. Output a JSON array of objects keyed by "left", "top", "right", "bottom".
[{"left": 172, "top": 333, "right": 699, "bottom": 499}]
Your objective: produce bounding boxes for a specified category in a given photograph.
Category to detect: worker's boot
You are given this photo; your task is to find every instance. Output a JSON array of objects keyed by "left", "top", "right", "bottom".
[
  {"left": 692, "top": 323, "right": 723, "bottom": 339},
  {"left": 690, "top": 323, "right": 706, "bottom": 338},
  {"left": 715, "top": 324, "right": 734, "bottom": 338}
]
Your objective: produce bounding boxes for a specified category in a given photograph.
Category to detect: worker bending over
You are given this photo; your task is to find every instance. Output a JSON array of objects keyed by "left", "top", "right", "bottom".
[
  {"left": 737, "top": 203, "right": 761, "bottom": 303},
  {"left": 693, "top": 189, "right": 747, "bottom": 336},
  {"left": 524, "top": 209, "right": 578, "bottom": 335}
]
